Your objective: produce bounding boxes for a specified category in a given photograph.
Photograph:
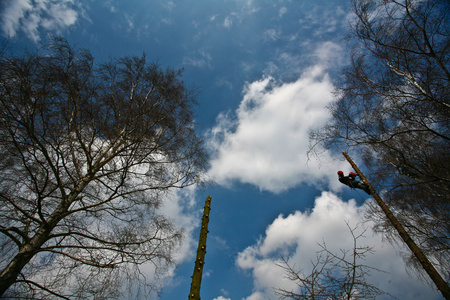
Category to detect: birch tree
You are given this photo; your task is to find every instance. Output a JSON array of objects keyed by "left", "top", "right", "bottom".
[
  {"left": 0, "top": 37, "right": 208, "bottom": 299},
  {"left": 310, "top": 0, "right": 449, "bottom": 287}
]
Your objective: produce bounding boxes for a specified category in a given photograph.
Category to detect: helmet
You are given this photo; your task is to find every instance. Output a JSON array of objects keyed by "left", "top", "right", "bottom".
[{"left": 337, "top": 170, "right": 343, "bottom": 176}]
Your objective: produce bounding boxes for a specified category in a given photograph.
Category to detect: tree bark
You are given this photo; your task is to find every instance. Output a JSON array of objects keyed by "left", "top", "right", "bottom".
[
  {"left": 343, "top": 151, "right": 450, "bottom": 300},
  {"left": 0, "top": 38, "right": 209, "bottom": 298},
  {"left": 0, "top": 225, "right": 51, "bottom": 295},
  {"left": 189, "top": 196, "right": 212, "bottom": 300},
  {"left": 0, "top": 176, "right": 91, "bottom": 297}
]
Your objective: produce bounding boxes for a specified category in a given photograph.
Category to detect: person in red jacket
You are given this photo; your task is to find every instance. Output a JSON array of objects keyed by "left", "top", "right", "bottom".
[{"left": 337, "top": 171, "right": 371, "bottom": 195}]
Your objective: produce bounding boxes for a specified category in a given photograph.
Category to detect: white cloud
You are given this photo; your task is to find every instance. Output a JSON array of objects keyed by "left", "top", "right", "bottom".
[
  {"left": 243, "top": 291, "right": 266, "bottom": 300},
  {"left": 0, "top": 0, "right": 32, "bottom": 38},
  {"left": 142, "top": 187, "right": 201, "bottom": 294},
  {"left": 314, "top": 40, "right": 346, "bottom": 67},
  {"left": 213, "top": 296, "right": 231, "bottom": 300},
  {"left": 279, "top": 7, "right": 288, "bottom": 18},
  {"left": 41, "top": 1, "right": 78, "bottom": 31},
  {"left": 159, "top": 186, "right": 200, "bottom": 264},
  {"left": 0, "top": 0, "right": 79, "bottom": 42},
  {"left": 207, "top": 43, "right": 349, "bottom": 193},
  {"left": 236, "top": 192, "right": 443, "bottom": 300}
]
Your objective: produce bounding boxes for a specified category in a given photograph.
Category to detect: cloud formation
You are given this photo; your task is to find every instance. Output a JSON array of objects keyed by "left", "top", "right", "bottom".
[
  {"left": 0, "top": 0, "right": 79, "bottom": 42},
  {"left": 159, "top": 186, "right": 201, "bottom": 264},
  {"left": 183, "top": 48, "right": 213, "bottom": 69},
  {"left": 213, "top": 297, "right": 231, "bottom": 300},
  {"left": 140, "top": 186, "right": 201, "bottom": 295},
  {"left": 207, "top": 43, "right": 349, "bottom": 193},
  {"left": 236, "top": 192, "right": 442, "bottom": 300}
]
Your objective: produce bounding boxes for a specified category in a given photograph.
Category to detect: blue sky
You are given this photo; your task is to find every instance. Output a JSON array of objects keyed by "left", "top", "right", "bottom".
[{"left": 0, "top": 1, "right": 444, "bottom": 299}]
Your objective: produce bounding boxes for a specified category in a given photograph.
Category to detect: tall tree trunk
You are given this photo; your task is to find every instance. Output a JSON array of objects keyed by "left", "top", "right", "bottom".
[
  {"left": 343, "top": 152, "right": 450, "bottom": 300},
  {"left": 0, "top": 225, "right": 52, "bottom": 296},
  {"left": 0, "top": 177, "right": 90, "bottom": 297},
  {"left": 189, "top": 196, "right": 212, "bottom": 300}
]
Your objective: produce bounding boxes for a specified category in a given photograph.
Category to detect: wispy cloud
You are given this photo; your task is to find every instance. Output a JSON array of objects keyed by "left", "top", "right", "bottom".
[
  {"left": 298, "top": 5, "right": 348, "bottom": 37},
  {"left": 210, "top": 14, "right": 218, "bottom": 22},
  {"left": 183, "top": 48, "right": 213, "bottom": 69},
  {"left": 215, "top": 78, "right": 233, "bottom": 90},
  {"left": 0, "top": 0, "right": 79, "bottom": 42},
  {"left": 220, "top": 0, "right": 260, "bottom": 29},
  {"left": 242, "top": 0, "right": 260, "bottom": 15},
  {"left": 1, "top": 0, "right": 33, "bottom": 38},
  {"left": 223, "top": 13, "right": 239, "bottom": 29},
  {"left": 263, "top": 28, "right": 281, "bottom": 41},
  {"left": 124, "top": 13, "right": 134, "bottom": 31},
  {"left": 161, "top": 1, "right": 176, "bottom": 11},
  {"left": 223, "top": 16, "right": 233, "bottom": 28}
]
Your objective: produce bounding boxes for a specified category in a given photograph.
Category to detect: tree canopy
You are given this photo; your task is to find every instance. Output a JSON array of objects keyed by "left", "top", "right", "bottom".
[{"left": 0, "top": 37, "right": 208, "bottom": 299}]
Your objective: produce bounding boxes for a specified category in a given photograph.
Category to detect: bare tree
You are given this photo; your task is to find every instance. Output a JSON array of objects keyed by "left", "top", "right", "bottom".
[
  {"left": 0, "top": 37, "right": 208, "bottom": 299},
  {"left": 310, "top": 0, "right": 449, "bottom": 286},
  {"left": 275, "top": 223, "right": 385, "bottom": 300}
]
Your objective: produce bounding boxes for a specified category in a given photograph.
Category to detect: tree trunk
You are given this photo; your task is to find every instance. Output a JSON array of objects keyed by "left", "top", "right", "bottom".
[
  {"left": 189, "top": 196, "right": 212, "bottom": 300},
  {"left": 0, "top": 224, "right": 52, "bottom": 296},
  {"left": 0, "top": 176, "right": 90, "bottom": 297},
  {"left": 343, "top": 152, "right": 450, "bottom": 300}
]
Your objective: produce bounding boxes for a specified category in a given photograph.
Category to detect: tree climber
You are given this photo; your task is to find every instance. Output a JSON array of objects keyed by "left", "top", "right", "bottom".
[{"left": 337, "top": 171, "right": 371, "bottom": 195}]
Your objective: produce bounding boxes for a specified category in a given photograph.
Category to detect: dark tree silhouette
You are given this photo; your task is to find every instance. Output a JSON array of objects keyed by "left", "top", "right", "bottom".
[
  {"left": 0, "top": 37, "right": 208, "bottom": 299},
  {"left": 310, "top": 0, "right": 449, "bottom": 291},
  {"left": 276, "top": 223, "right": 385, "bottom": 300}
]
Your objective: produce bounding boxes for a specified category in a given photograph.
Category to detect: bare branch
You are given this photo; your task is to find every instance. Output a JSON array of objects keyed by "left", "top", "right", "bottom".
[{"left": 0, "top": 37, "right": 208, "bottom": 298}]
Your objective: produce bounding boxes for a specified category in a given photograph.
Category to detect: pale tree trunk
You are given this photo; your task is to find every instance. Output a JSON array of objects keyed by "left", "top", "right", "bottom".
[{"left": 0, "top": 176, "right": 91, "bottom": 297}]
